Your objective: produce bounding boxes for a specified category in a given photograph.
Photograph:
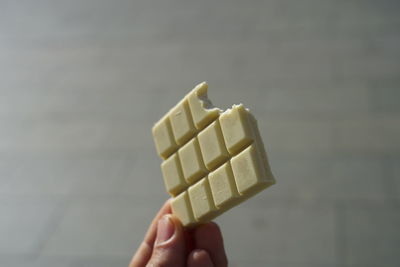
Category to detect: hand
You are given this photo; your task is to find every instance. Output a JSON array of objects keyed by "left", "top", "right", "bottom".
[{"left": 129, "top": 199, "right": 228, "bottom": 267}]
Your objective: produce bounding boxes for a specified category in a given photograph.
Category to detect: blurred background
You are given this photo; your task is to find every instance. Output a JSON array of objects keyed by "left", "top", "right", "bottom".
[{"left": 1, "top": 0, "right": 399, "bottom": 266}]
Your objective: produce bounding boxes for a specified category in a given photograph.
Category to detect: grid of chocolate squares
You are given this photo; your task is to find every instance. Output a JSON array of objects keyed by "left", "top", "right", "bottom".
[{"left": 152, "top": 82, "right": 275, "bottom": 227}]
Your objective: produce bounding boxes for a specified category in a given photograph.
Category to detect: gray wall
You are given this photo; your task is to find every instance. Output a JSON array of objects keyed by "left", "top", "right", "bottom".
[{"left": 1, "top": 0, "right": 399, "bottom": 266}]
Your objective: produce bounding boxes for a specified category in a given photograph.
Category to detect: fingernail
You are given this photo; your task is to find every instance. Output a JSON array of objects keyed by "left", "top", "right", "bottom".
[
  {"left": 155, "top": 215, "right": 175, "bottom": 245},
  {"left": 190, "top": 249, "right": 214, "bottom": 267}
]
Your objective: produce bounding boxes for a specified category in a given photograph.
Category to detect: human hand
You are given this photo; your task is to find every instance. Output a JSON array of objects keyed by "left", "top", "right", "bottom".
[{"left": 129, "top": 199, "right": 228, "bottom": 267}]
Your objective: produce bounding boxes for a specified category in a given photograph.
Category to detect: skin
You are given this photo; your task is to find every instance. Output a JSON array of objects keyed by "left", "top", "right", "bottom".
[{"left": 130, "top": 199, "right": 228, "bottom": 267}]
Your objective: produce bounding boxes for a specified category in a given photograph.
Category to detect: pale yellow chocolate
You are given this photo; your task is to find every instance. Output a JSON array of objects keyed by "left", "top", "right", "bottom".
[
  {"left": 188, "top": 177, "right": 218, "bottom": 221},
  {"left": 152, "top": 117, "right": 178, "bottom": 159},
  {"left": 208, "top": 161, "right": 240, "bottom": 210},
  {"left": 178, "top": 137, "right": 208, "bottom": 184},
  {"left": 152, "top": 82, "right": 275, "bottom": 227},
  {"left": 169, "top": 99, "right": 197, "bottom": 145},
  {"left": 231, "top": 144, "right": 273, "bottom": 195},
  {"left": 161, "top": 153, "right": 187, "bottom": 196},
  {"left": 187, "top": 82, "right": 221, "bottom": 130},
  {"left": 170, "top": 191, "right": 196, "bottom": 228},
  {"left": 219, "top": 104, "right": 255, "bottom": 155},
  {"left": 198, "top": 119, "right": 229, "bottom": 171}
]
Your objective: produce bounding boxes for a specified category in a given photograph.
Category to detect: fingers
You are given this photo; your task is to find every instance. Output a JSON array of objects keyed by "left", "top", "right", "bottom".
[
  {"left": 143, "top": 199, "right": 172, "bottom": 245},
  {"left": 146, "top": 215, "right": 186, "bottom": 267},
  {"left": 129, "top": 200, "right": 228, "bottom": 267},
  {"left": 194, "top": 222, "right": 228, "bottom": 267},
  {"left": 187, "top": 249, "right": 214, "bottom": 267},
  {"left": 130, "top": 200, "right": 172, "bottom": 267}
]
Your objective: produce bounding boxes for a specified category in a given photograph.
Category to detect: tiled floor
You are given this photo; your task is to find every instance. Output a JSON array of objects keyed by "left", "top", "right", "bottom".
[{"left": 1, "top": 0, "right": 399, "bottom": 266}]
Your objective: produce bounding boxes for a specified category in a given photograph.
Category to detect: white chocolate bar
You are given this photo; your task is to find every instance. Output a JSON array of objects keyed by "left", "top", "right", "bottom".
[{"left": 152, "top": 82, "right": 275, "bottom": 227}]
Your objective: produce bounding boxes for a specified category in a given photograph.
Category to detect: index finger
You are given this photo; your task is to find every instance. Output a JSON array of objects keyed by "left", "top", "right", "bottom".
[
  {"left": 143, "top": 199, "right": 172, "bottom": 245},
  {"left": 130, "top": 199, "right": 172, "bottom": 267},
  {"left": 194, "top": 222, "right": 228, "bottom": 267}
]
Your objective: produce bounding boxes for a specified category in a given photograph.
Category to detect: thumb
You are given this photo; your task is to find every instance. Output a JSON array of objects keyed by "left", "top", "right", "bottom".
[{"left": 146, "top": 214, "right": 185, "bottom": 267}]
